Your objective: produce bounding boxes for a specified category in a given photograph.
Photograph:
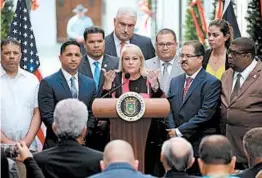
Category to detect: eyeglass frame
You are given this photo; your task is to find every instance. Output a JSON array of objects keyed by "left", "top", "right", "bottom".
[
  {"left": 179, "top": 53, "right": 201, "bottom": 60},
  {"left": 156, "top": 42, "right": 176, "bottom": 48},
  {"left": 227, "top": 49, "right": 251, "bottom": 57}
]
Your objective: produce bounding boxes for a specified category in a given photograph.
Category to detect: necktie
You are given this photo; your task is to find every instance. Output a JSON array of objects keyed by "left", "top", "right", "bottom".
[
  {"left": 231, "top": 73, "right": 242, "bottom": 101},
  {"left": 93, "top": 61, "right": 100, "bottom": 89},
  {"left": 70, "top": 76, "right": 77, "bottom": 98},
  {"left": 183, "top": 77, "right": 193, "bottom": 98},
  {"left": 160, "top": 62, "right": 170, "bottom": 94},
  {"left": 120, "top": 41, "right": 125, "bottom": 55}
]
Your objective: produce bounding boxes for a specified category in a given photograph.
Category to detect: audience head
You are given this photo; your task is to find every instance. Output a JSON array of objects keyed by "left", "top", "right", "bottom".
[
  {"left": 1, "top": 149, "right": 10, "bottom": 178},
  {"left": 198, "top": 135, "right": 236, "bottom": 176},
  {"left": 161, "top": 137, "right": 195, "bottom": 172},
  {"left": 118, "top": 44, "right": 147, "bottom": 77},
  {"left": 155, "top": 28, "right": 178, "bottom": 62},
  {"left": 208, "top": 19, "right": 233, "bottom": 49},
  {"left": 243, "top": 127, "right": 262, "bottom": 167},
  {"left": 180, "top": 40, "right": 205, "bottom": 76},
  {"left": 256, "top": 170, "right": 262, "bottom": 178},
  {"left": 83, "top": 26, "right": 105, "bottom": 60},
  {"left": 1, "top": 37, "right": 22, "bottom": 75},
  {"left": 101, "top": 140, "right": 139, "bottom": 171},
  {"left": 52, "top": 99, "right": 88, "bottom": 144},
  {"left": 228, "top": 37, "right": 256, "bottom": 72},
  {"left": 59, "top": 40, "right": 82, "bottom": 75},
  {"left": 114, "top": 7, "right": 137, "bottom": 41}
]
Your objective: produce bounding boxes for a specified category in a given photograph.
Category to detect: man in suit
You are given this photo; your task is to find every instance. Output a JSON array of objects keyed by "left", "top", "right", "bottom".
[
  {"left": 166, "top": 40, "right": 221, "bottom": 175},
  {"left": 105, "top": 7, "right": 155, "bottom": 60},
  {"left": 161, "top": 137, "right": 199, "bottom": 178},
  {"left": 144, "top": 28, "right": 184, "bottom": 176},
  {"left": 34, "top": 99, "right": 103, "bottom": 178},
  {"left": 78, "top": 26, "right": 119, "bottom": 151},
  {"left": 237, "top": 128, "right": 262, "bottom": 178},
  {"left": 198, "top": 135, "right": 236, "bottom": 177},
  {"left": 89, "top": 140, "right": 153, "bottom": 178},
  {"left": 38, "top": 40, "right": 97, "bottom": 149},
  {"left": 220, "top": 37, "right": 262, "bottom": 169}
]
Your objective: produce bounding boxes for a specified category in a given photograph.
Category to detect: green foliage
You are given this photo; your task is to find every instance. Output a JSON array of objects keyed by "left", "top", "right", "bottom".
[
  {"left": 1, "top": 0, "right": 14, "bottom": 40},
  {"left": 245, "top": 0, "right": 262, "bottom": 57},
  {"left": 184, "top": 0, "right": 206, "bottom": 44}
]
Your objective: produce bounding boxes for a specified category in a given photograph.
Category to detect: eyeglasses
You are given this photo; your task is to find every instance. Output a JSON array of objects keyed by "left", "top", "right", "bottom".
[
  {"left": 157, "top": 42, "right": 175, "bottom": 48},
  {"left": 227, "top": 49, "right": 250, "bottom": 57},
  {"left": 179, "top": 54, "right": 200, "bottom": 59}
]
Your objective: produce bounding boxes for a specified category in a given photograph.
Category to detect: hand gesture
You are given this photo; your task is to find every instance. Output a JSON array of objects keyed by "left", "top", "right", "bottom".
[
  {"left": 102, "top": 69, "right": 116, "bottom": 90},
  {"left": 16, "top": 141, "right": 33, "bottom": 162},
  {"left": 148, "top": 69, "right": 160, "bottom": 89}
]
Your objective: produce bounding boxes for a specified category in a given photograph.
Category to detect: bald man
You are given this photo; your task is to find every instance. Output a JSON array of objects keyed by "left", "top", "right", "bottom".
[
  {"left": 89, "top": 140, "right": 154, "bottom": 178},
  {"left": 161, "top": 138, "right": 199, "bottom": 178}
]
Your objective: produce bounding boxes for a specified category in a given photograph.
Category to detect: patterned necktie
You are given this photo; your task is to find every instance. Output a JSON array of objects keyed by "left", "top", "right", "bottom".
[
  {"left": 160, "top": 62, "right": 170, "bottom": 94},
  {"left": 183, "top": 77, "right": 193, "bottom": 98},
  {"left": 70, "top": 76, "right": 77, "bottom": 98},
  {"left": 120, "top": 41, "right": 125, "bottom": 55},
  {"left": 93, "top": 61, "right": 100, "bottom": 89},
  {"left": 231, "top": 73, "right": 242, "bottom": 101}
]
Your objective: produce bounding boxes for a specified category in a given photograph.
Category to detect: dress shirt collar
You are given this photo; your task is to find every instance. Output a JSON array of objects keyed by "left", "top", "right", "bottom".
[
  {"left": 186, "top": 67, "right": 202, "bottom": 79},
  {"left": 61, "top": 68, "right": 78, "bottom": 82},
  {"left": 113, "top": 32, "right": 130, "bottom": 46},
  {"left": 233, "top": 59, "right": 257, "bottom": 80},
  {"left": 87, "top": 55, "right": 103, "bottom": 66},
  {"left": 0, "top": 64, "right": 26, "bottom": 78}
]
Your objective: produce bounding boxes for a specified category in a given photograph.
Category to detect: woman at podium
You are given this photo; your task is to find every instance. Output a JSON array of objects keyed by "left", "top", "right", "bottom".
[{"left": 102, "top": 44, "right": 164, "bottom": 98}]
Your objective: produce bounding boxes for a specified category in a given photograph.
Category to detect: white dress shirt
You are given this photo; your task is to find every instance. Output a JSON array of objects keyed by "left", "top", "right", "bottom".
[
  {"left": 61, "top": 68, "right": 79, "bottom": 95},
  {"left": 232, "top": 59, "right": 257, "bottom": 92},
  {"left": 1, "top": 65, "right": 39, "bottom": 150},
  {"left": 175, "top": 67, "right": 202, "bottom": 137},
  {"left": 113, "top": 32, "right": 130, "bottom": 57},
  {"left": 87, "top": 55, "right": 103, "bottom": 76},
  {"left": 160, "top": 58, "right": 174, "bottom": 75}
]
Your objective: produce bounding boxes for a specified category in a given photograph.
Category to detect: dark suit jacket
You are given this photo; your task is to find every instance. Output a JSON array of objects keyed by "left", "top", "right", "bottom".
[
  {"left": 236, "top": 162, "right": 262, "bottom": 178},
  {"left": 34, "top": 139, "right": 103, "bottom": 178},
  {"left": 220, "top": 60, "right": 262, "bottom": 163},
  {"left": 89, "top": 163, "right": 154, "bottom": 178},
  {"left": 166, "top": 68, "right": 221, "bottom": 155},
  {"left": 38, "top": 70, "right": 97, "bottom": 149},
  {"left": 163, "top": 170, "right": 200, "bottom": 178},
  {"left": 78, "top": 54, "right": 119, "bottom": 97},
  {"left": 203, "top": 48, "right": 230, "bottom": 70},
  {"left": 105, "top": 32, "right": 155, "bottom": 60}
]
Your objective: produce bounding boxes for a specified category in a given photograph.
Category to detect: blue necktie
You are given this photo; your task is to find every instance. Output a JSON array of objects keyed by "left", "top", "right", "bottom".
[
  {"left": 70, "top": 76, "right": 78, "bottom": 98},
  {"left": 93, "top": 61, "right": 100, "bottom": 89}
]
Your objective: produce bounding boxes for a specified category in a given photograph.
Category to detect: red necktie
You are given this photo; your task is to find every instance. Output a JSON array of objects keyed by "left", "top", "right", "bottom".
[
  {"left": 120, "top": 41, "right": 125, "bottom": 55},
  {"left": 183, "top": 77, "right": 193, "bottom": 98}
]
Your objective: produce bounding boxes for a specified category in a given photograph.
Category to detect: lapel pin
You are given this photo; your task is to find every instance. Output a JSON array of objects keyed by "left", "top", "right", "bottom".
[
  {"left": 253, "top": 74, "right": 257, "bottom": 78},
  {"left": 104, "top": 64, "right": 107, "bottom": 68}
]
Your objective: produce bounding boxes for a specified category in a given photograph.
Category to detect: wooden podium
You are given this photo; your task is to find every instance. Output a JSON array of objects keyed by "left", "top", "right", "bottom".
[{"left": 92, "top": 95, "right": 170, "bottom": 172}]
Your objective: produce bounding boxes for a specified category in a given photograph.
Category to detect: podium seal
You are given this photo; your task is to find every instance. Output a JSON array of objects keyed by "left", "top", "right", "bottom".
[{"left": 116, "top": 92, "right": 146, "bottom": 122}]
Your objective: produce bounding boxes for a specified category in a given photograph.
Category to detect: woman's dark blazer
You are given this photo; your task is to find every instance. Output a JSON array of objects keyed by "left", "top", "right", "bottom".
[{"left": 203, "top": 48, "right": 230, "bottom": 70}]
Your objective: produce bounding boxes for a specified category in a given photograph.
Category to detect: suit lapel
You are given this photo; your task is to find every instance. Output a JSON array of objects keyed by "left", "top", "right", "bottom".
[
  {"left": 58, "top": 70, "right": 72, "bottom": 97},
  {"left": 108, "top": 33, "right": 117, "bottom": 56},
  {"left": 82, "top": 55, "right": 93, "bottom": 78},
  {"left": 177, "top": 74, "right": 186, "bottom": 110},
  {"left": 78, "top": 74, "right": 85, "bottom": 100},
  {"left": 224, "top": 69, "right": 234, "bottom": 105},
  {"left": 169, "top": 56, "right": 182, "bottom": 80},
  {"left": 231, "top": 61, "right": 262, "bottom": 103},
  {"left": 180, "top": 68, "right": 205, "bottom": 109}
]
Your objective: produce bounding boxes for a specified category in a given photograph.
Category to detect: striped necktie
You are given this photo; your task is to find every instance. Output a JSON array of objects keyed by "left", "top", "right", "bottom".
[
  {"left": 70, "top": 76, "right": 78, "bottom": 98},
  {"left": 93, "top": 61, "right": 100, "bottom": 89},
  {"left": 160, "top": 62, "right": 170, "bottom": 94}
]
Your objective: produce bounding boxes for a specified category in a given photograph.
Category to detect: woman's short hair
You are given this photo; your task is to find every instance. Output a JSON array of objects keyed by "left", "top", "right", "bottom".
[{"left": 118, "top": 44, "right": 147, "bottom": 77}]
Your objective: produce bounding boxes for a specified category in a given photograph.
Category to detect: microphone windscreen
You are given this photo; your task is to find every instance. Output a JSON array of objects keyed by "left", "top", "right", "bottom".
[{"left": 125, "top": 73, "right": 131, "bottom": 79}]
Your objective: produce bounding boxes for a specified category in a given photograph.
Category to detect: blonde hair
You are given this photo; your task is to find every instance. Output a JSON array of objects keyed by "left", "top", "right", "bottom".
[{"left": 118, "top": 44, "right": 148, "bottom": 77}]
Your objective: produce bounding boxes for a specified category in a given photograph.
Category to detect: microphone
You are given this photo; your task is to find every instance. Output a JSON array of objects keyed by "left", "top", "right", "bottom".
[{"left": 101, "top": 73, "right": 131, "bottom": 98}]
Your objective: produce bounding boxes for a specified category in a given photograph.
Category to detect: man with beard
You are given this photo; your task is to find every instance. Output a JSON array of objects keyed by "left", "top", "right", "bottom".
[
  {"left": 220, "top": 37, "right": 262, "bottom": 170},
  {"left": 166, "top": 40, "right": 221, "bottom": 175}
]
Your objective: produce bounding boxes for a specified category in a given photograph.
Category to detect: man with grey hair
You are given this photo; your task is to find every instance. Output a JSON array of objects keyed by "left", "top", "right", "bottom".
[
  {"left": 237, "top": 128, "right": 262, "bottom": 178},
  {"left": 89, "top": 140, "right": 154, "bottom": 178},
  {"left": 34, "top": 99, "right": 103, "bottom": 178},
  {"left": 161, "top": 137, "right": 198, "bottom": 178},
  {"left": 105, "top": 6, "right": 155, "bottom": 60}
]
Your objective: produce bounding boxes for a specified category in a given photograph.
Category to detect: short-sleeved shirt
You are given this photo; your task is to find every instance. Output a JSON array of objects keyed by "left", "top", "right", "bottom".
[{"left": 1, "top": 65, "right": 39, "bottom": 150}]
